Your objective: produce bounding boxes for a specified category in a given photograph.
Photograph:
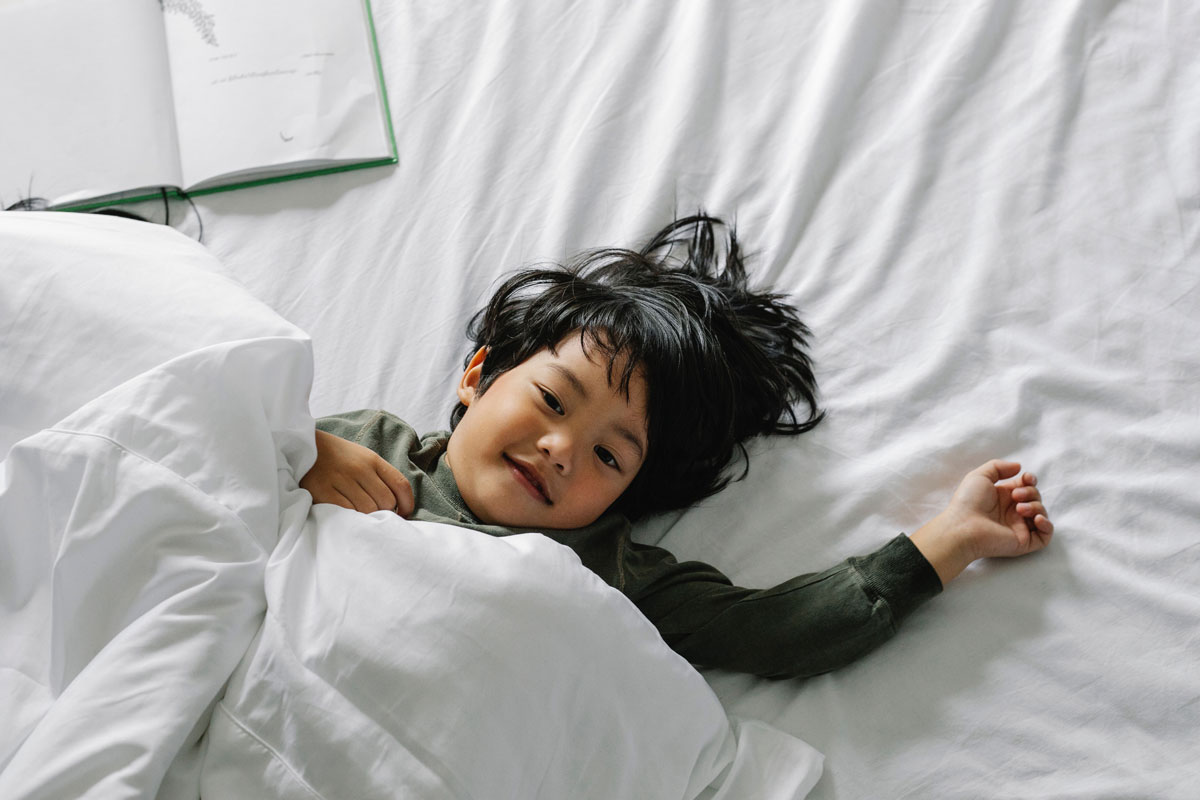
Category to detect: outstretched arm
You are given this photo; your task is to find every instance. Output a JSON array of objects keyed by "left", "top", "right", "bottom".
[
  {"left": 629, "top": 459, "right": 1053, "bottom": 679},
  {"left": 909, "top": 460, "right": 1054, "bottom": 586}
]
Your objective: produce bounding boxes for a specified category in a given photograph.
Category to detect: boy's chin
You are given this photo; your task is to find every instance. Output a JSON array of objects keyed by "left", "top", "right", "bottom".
[{"left": 478, "top": 503, "right": 602, "bottom": 531}]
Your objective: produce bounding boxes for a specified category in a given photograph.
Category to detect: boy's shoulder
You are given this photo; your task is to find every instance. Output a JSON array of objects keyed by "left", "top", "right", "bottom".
[{"left": 316, "top": 409, "right": 448, "bottom": 471}]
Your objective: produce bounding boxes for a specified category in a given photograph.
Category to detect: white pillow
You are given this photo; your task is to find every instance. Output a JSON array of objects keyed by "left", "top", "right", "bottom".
[
  {"left": 201, "top": 509, "right": 823, "bottom": 800},
  {"left": 0, "top": 211, "right": 299, "bottom": 455}
]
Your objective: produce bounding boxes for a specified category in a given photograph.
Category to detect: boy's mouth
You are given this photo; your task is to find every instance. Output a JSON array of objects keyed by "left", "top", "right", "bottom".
[{"left": 504, "top": 455, "right": 552, "bottom": 505}]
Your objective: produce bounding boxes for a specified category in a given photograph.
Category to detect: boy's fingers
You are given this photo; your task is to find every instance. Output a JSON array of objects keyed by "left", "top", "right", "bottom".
[
  {"left": 1013, "top": 485, "right": 1042, "bottom": 502},
  {"left": 1016, "top": 501, "right": 1047, "bottom": 519},
  {"left": 378, "top": 463, "right": 415, "bottom": 515},
  {"left": 359, "top": 476, "right": 397, "bottom": 513},
  {"left": 329, "top": 487, "right": 357, "bottom": 511},
  {"left": 974, "top": 459, "right": 1020, "bottom": 483},
  {"left": 341, "top": 481, "right": 381, "bottom": 513}
]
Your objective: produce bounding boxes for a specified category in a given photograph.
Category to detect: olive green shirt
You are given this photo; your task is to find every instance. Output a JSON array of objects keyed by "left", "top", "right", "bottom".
[{"left": 317, "top": 409, "right": 942, "bottom": 679}]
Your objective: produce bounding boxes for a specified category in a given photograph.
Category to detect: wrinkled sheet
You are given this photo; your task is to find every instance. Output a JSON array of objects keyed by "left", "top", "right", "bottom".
[
  {"left": 98, "top": 1, "right": 1200, "bottom": 797},
  {"left": 0, "top": 213, "right": 822, "bottom": 799}
]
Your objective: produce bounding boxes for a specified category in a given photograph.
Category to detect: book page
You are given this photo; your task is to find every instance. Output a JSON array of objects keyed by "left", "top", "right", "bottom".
[
  {"left": 161, "top": 0, "right": 393, "bottom": 188},
  {"left": 0, "top": 0, "right": 182, "bottom": 208}
]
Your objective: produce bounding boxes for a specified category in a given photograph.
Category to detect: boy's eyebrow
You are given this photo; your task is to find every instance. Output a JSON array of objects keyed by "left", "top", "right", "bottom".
[
  {"left": 548, "top": 364, "right": 590, "bottom": 399},
  {"left": 549, "top": 364, "right": 647, "bottom": 460}
]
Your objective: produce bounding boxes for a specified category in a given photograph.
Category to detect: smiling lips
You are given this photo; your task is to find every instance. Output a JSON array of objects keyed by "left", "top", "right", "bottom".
[{"left": 505, "top": 455, "right": 552, "bottom": 505}]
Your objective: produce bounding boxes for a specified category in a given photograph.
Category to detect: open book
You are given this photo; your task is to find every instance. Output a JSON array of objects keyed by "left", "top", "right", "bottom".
[{"left": 0, "top": 0, "right": 396, "bottom": 210}]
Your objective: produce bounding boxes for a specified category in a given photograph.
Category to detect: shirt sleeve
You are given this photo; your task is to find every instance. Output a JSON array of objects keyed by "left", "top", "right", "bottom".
[
  {"left": 315, "top": 409, "right": 386, "bottom": 442},
  {"left": 625, "top": 534, "right": 943, "bottom": 679}
]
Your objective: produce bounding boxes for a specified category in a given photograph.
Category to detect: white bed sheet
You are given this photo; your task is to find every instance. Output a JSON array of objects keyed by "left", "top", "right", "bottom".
[{"left": 15, "top": 0, "right": 1200, "bottom": 797}]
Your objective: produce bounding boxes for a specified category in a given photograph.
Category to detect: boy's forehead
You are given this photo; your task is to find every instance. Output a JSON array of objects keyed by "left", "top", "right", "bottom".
[{"left": 543, "top": 333, "right": 645, "bottom": 396}]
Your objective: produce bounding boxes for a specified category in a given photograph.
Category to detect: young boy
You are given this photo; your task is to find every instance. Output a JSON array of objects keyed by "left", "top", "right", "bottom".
[{"left": 301, "top": 215, "right": 1053, "bottom": 679}]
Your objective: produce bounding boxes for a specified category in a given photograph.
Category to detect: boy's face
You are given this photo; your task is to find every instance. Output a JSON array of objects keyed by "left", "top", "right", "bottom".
[{"left": 446, "top": 335, "right": 648, "bottom": 530}]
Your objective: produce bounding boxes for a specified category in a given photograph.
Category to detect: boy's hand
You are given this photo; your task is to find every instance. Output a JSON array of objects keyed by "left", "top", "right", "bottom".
[
  {"left": 910, "top": 460, "right": 1054, "bottom": 586},
  {"left": 300, "top": 429, "right": 415, "bottom": 516},
  {"left": 947, "top": 460, "right": 1053, "bottom": 558}
]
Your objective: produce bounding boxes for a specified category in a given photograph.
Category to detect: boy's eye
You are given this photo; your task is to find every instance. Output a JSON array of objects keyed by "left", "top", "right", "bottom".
[
  {"left": 594, "top": 446, "right": 619, "bottom": 470},
  {"left": 541, "top": 389, "right": 564, "bottom": 415}
]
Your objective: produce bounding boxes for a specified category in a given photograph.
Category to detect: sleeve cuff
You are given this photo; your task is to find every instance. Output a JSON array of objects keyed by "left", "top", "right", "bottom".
[{"left": 849, "top": 533, "right": 943, "bottom": 626}]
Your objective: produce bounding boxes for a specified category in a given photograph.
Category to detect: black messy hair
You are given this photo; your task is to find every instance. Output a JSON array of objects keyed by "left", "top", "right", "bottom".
[{"left": 450, "top": 213, "right": 824, "bottom": 520}]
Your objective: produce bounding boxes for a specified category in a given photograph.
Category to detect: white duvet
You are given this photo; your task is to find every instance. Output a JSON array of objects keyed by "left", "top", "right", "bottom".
[{"left": 0, "top": 213, "right": 822, "bottom": 799}]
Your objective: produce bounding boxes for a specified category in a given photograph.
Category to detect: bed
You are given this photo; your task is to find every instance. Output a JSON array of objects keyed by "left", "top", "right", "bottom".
[{"left": 2, "top": 1, "right": 1198, "bottom": 797}]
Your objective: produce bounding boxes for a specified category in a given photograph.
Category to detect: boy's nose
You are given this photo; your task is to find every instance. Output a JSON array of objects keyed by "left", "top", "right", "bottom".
[{"left": 539, "top": 431, "right": 574, "bottom": 474}]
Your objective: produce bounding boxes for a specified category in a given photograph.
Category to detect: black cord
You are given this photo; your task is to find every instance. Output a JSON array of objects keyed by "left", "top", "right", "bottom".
[
  {"left": 7, "top": 186, "right": 203, "bottom": 244},
  {"left": 4, "top": 196, "right": 50, "bottom": 211},
  {"left": 177, "top": 189, "right": 204, "bottom": 245}
]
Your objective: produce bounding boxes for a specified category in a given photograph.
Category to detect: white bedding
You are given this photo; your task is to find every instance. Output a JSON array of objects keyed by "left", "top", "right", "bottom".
[
  {"left": 0, "top": 213, "right": 820, "bottom": 799},
  {"left": 4, "top": 0, "right": 1200, "bottom": 797}
]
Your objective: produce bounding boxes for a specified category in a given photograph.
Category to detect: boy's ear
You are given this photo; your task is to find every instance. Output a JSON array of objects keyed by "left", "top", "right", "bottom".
[{"left": 457, "top": 346, "right": 489, "bottom": 406}]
